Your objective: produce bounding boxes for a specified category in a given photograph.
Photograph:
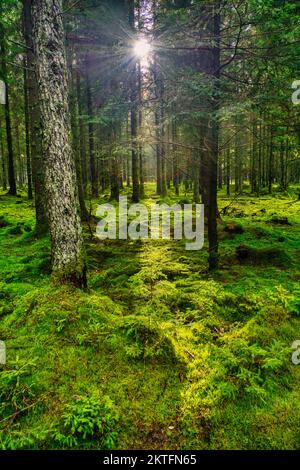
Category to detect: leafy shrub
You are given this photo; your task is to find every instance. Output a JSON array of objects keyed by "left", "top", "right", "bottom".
[
  {"left": 116, "top": 316, "right": 176, "bottom": 361},
  {"left": 0, "top": 358, "right": 36, "bottom": 417},
  {"left": 216, "top": 292, "right": 262, "bottom": 322},
  {"left": 54, "top": 395, "right": 119, "bottom": 449},
  {"left": 288, "top": 287, "right": 300, "bottom": 316}
]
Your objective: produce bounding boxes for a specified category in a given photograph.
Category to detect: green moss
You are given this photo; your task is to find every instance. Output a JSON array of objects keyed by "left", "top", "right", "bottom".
[{"left": 0, "top": 187, "right": 300, "bottom": 449}]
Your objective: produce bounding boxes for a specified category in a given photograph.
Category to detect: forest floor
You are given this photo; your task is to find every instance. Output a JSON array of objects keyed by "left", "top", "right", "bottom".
[{"left": 0, "top": 184, "right": 300, "bottom": 450}]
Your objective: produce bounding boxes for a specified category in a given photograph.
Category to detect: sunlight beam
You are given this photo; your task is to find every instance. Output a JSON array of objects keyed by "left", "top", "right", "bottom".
[{"left": 133, "top": 38, "right": 151, "bottom": 58}]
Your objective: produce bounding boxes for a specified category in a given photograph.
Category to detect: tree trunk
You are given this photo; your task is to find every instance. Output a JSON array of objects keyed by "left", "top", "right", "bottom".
[
  {"left": 0, "top": 20, "right": 17, "bottom": 196},
  {"left": 23, "top": 56, "right": 33, "bottom": 199},
  {"left": 268, "top": 126, "right": 274, "bottom": 194},
  {"left": 85, "top": 56, "right": 98, "bottom": 198},
  {"left": 32, "top": 0, "right": 86, "bottom": 287},
  {"left": 138, "top": 60, "right": 144, "bottom": 198},
  {"left": 69, "top": 62, "right": 89, "bottom": 222},
  {"left": 129, "top": 0, "right": 139, "bottom": 202},
  {"left": 23, "top": 0, "right": 48, "bottom": 234},
  {"left": 0, "top": 115, "right": 7, "bottom": 191},
  {"left": 207, "top": 1, "right": 220, "bottom": 270},
  {"left": 76, "top": 69, "right": 87, "bottom": 193}
]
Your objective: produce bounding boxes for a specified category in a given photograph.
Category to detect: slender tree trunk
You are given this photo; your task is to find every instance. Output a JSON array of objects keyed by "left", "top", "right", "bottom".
[
  {"left": 32, "top": 0, "right": 86, "bottom": 287},
  {"left": 226, "top": 147, "right": 230, "bottom": 196},
  {"left": 155, "top": 105, "right": 162, "bottom": 195},
  {"left": 138, "top": 60, "right": 144, "bottom": 198},
  {"left": 129, "top": 0, "right": 139, "bottom": 202},
  {"left": 15, "top": 117, "right": 23, "bottom": 186},
  {"left": 172, "top": 111, "right": 179, "bottom": 195},
  {"left": 69, "top": 62, "right": 89, "bottom": 222},
  {"left": 23, "top": 56, "right": 33, "bottom": 199},
  {"left": 0, "top": 116, "right": 7, "bottom": 191},
  {"left": 0, "top": 21, "right": 16, "bottom": 196},
  {"left": 85, "top": 56, "right": 98, "bottom": 198},
  {"left": 268, "top": 126, "right": 274, "bottom": 194},
  {"left": 218, "top": 150, "right": 223, "bottom": 190},
  {"left": 76, "top": 69, "right": 88, "bottom": 193},
  {"left": 207, "top": 1, "right": 220, "bottom": 270},
  {"left": 158, "top": 76, "right": 167, "bottom": 198},
  {"left": 251, "top": 118, "right": 257, "bottom": 194}
]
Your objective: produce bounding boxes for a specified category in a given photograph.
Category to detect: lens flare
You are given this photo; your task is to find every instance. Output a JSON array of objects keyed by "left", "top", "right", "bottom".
[{"left": 133, "top": 38, "right": 151, "bottom": 58}]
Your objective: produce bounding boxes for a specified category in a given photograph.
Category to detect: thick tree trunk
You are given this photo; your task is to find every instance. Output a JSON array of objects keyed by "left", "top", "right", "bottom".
[
  {"left": 23, "top": 0, "right": 48, "bottom": 234},
  {"left": 32, "top": 0, "right": 86, "bottom": 287}
]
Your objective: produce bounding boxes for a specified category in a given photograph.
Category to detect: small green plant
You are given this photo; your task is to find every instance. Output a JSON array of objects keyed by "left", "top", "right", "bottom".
[
  {"left": 117, "top": 315, "right": 176, "bottom": 361},
  {"left": 54, "top": 395, "right": 119, "bottom": 449},
  {"left": 0, "top": 357, "right": 37, "bottom": 417}
]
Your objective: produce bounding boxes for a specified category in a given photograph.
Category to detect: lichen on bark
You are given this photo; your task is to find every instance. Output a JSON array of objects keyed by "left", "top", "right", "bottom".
[{"left": 32, "top": 0, "right": 86, "bottom": 288}]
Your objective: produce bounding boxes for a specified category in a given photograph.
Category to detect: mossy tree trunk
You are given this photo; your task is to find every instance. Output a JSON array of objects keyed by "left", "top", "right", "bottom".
[{"left": 32, "top": 0, "right": 86, "bottom": 288}]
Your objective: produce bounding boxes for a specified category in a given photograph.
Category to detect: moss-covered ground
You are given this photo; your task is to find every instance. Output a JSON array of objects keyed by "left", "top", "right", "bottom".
[{"left": 0, "top": 184, "right": 300, "bottom": 449}]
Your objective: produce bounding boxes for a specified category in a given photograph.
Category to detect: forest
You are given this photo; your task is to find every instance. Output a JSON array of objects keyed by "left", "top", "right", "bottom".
[{"left": 0, "top": 0, "right": 300, "bottom": 452}]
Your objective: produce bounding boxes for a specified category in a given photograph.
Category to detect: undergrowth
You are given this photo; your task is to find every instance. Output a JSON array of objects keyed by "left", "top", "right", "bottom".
[{"left": 0, "top": 186, "right": 299, "bottom": 450}]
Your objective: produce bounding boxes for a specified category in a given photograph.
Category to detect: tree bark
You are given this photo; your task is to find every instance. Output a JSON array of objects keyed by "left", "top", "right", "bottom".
[
  {"left": 128, "top": 0, "right": 140, "bottom": 202},
  {"left": 207, "top": 1, "right": 220, "bottom": 270},
  {"left": 23, "top": 55, "right": 33, "bottom": 199},
  {"left": 23, "top": 0, "right": 48, "bottom": 234},
  {"left": 85, "top": 55, "right": 98, "bottom": 198},
  {"left": 32, "top": 0, "right": 86, "bottom": 287},
  {"left": 0, "top": 20, "right": 17, "bottom": 196}
]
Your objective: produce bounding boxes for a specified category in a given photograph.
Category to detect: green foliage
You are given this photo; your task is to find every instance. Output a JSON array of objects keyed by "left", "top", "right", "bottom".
[
  {"left": 0, "top": 357, "right": 37, "bottom": 416},
  {"left": 0, "top": 189, "right": 300, "bottom": 449},
  {"left": 54, "top": 395, "right": 119, "bottom": 449},
  {"left": 115, "top": 315, "right": 176, "bottom": 361}
]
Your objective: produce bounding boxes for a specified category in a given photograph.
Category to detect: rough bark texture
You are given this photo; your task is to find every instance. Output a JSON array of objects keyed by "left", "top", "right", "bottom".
[
  {"left": 23, "top": 0, "right": 48, "bottom": 234},
  {"left": 32, "top": 0, "right": 86, "bottom": 287}
]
